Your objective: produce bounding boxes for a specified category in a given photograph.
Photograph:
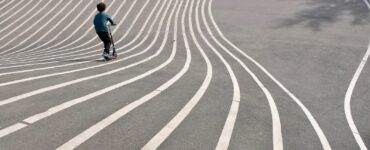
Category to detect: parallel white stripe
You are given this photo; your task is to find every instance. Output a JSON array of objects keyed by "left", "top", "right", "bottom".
[
  {"left": 0, "top": 0, "right": 27, "bottom": 21},
  {"left": 0, "top": 0, "right": 174, "bottom": 138},
  {"left": 0, "top": 0, "right": 17, "bottom": 12},
  {"left": 0, "top": 0, "right": 81, "bottom": 54},
  {"left": 189, "top": 0, "right": 241, "bottom": 148},
  {"left": 0, "top": 123, "right": 27, "bottom": 138},
  {"left": 200, "top": 0, "right": 282, "bottom": 149},
  {"left": 57, "top": 1, "right": 182, "bottom": 148},
  {"left": 0, "top": 0, "right": 36, "bottom": 26},
  {"left": 0, "top": 0, "right": 46, "bottom": 35},
  {"left": 0, "top": 0, "right": 167, "bottom": 87},
  {"left": 207, "top": 0, "right": 331, "bottom": 149},
  {"left": 2, "top": 0, "right": 160, "bottom": 65},
  {"left": 0, "top": 0, "right": 171, "bottom": 107},
  {"left": 142, "top": 0, "right": 213, "bottom": 148},
  {"left": 6, "top": 0, "right": 132, "bottom": 62},
  {"left": 7, "top": 0, "right": 128, "bottom": 58},
  {"left": 343, "top": 1, "right": 370, "bottom": 150},
  {"left": 0, "top": 0, "right": 93, "bottom": 54},
  {"left": 7, "top": 0, "right": 154, "bottom": 63},
  {"left": 344, "top": 43, "right": 370, "bottom": 150},
  {"left": 0, "top": 0, "right": 161, "bottom": 71},
  {"left": 3, "top": 0, "right": 123, "bottom": 56},
  {"left": 0, "top": 0, "right": 156, "bottom": 73}
]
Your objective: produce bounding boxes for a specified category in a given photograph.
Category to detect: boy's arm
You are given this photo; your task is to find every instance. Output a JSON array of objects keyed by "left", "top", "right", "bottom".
[{"left": 107, "top": 16, "right": 116, "bottom": 26}]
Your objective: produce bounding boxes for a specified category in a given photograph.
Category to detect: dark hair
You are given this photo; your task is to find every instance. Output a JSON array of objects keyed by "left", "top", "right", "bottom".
[{"left": 97, "top": 2, "right": 106, "bottom": 12}]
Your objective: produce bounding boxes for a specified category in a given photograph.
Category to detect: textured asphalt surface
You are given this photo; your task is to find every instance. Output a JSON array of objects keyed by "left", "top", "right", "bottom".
[{"left": 0, "top": 0, "right": 369, "bottom": 149}]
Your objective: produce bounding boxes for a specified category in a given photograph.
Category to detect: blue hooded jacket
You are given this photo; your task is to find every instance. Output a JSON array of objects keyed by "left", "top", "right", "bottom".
[{"left": 94, "top": 12, "right": 114, "bottom": 32}]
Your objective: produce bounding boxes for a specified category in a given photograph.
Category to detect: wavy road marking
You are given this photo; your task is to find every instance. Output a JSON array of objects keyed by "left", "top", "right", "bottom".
[
  {"left": 0, "top": 0, "right": 94, "bottom": 55},
  {"left": 0, "top": 0, "right": 48, "bottom": 35},
  {"left": 0, "top": 0, "right": 171, "bottom": 107},
  {"left": 142, "top": 0, "right": 213, "bottom": 148},
  {"left": 0, "top": 0, "right": 36, "bottom": 26},
  {"left": 5, "top": 0, "right": 132, "bottom": 62},
  {"left": 1, "top": 0, "right": 163, "bottom": 65},
  {"left": 0, "top": 0, "right": 18, "bottom": 12},
  {"left": 0, "top": 0, "right": 170, "bottom": 87},
  {"left": 3, "top": 0, "right": 126, "bottom": 57},
  {"left": 343, "top": 1, "right": 370, "bottom": 150},
  {"left": 200, "top": 0, "right": 282, "bottom": 149},
  {"left": 189, "top": 0, "right": 241, "bottom": 149},
  {"left": 0, "top": 0, "right": 27, "bottom": 21},
  {"left": 207, "top": 0, "right": 331, "bottom": 149},
  {"left": 344, "top": 43, "right": 369, "bottom": 150},
  {"left": 0, "top": 0, "right": 177, "bottom": 143},
  {"left": 0, "top": 0, "right": 85, "bottom": 54},
  {"left": 57, "top": 1, "right": 184, "bottom": 149}
]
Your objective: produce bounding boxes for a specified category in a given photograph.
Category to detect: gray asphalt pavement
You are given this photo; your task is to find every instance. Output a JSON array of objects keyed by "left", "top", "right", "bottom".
[{"left": 0, "top": 0, "right": 369, "bottom": 149}]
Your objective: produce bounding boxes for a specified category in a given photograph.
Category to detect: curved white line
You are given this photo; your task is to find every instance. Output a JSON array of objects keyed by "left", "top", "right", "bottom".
[
  {"left": 344, "top": 43, "right": 370, "bottom": 150},
  {"left": 1, "top": 0, "right": 162, "bottom": 65},
  {"left": 0, "top": 0, "right": 171, "bottom": 107},
  {"left": 0, "top": 0, "right": 27, "bottom": 21},
  {"left": 3, "top": 0, "right": 124, "bottom": 57},
  {"left": 0, "top": 0, "right": 161, "bottom": 71},
  {"left": 190, "top": 0, "right": 241, "bottom": 148},
  {"left": 0, "top": 0, "right": 81, "bottom": 54},
  {"left": 0, "top": 0, "right": 156, "bottom": 73},
  {"left": 0, "top": 0, "right": 18, "bottom": 12},
  {"left": 0, "top": 0, "right": 93, "bottom": 55},
  {"left": 343, "top": 1, "right": 370, "bottom": 150},
  {"left": 4, "top": 0, "right": 132, "bottom": 62},
  {"left": 0, "top": 0, "right": 36, "bottom": 26},
  {"left": 142, "top": 0, "right": 213, "bottom": 148},
  {"left": 200, "top": 0, "right": 282, "bottom": 149},
  {"left": 0, "top": 0, "right": 178, "bottom": 141},
  {"left": 0, "top": 0, "right": 47, "bottom": 35},
  {"left": 57, "top": 1, "right": 184, "bottom": 149},
  {"left": 207, "top": 0, "right": 331, "bottom": 149},
  {"left": 0, "top": 0, "right": 168, "bottom": 85}
]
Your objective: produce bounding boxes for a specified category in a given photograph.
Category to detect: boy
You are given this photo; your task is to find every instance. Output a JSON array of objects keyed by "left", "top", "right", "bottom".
[{"left": 94, "top": 2, "right": 116, "bottom": 60}]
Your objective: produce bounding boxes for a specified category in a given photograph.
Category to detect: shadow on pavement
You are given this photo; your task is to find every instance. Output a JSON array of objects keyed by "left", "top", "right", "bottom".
[{"left": 276, "top": 0, "right": 370, "bottom": 31}]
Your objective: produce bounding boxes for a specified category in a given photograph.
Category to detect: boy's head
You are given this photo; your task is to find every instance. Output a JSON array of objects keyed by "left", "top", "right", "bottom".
[{"left": 97, "top": 2, "right": 106, "bottom": 12}]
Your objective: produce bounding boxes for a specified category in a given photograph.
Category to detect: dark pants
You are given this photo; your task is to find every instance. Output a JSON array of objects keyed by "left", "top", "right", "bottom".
[{"left": 97, "top": 31, "right": 112, "bottom": 54}]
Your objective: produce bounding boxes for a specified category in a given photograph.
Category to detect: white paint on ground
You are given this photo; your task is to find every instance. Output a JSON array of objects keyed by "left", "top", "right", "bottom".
[
  {"left": 207, "top": 0, "right": 331, "bottom": 149},
  {"left": 344, "top": 43, "right": 370, "bottom": 150},
  {"left": 200, "top": 0, "right": 282, "bottom": 149}
]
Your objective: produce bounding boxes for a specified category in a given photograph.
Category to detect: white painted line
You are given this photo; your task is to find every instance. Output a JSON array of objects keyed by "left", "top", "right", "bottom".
[
  {"left": 362, "top": 0, "right": 370, "bottom": 9},
  {"left": 0, "top": 0, "right": 166, "bottom": 85},
  {"left": 190, "top": 0, "right": 242, "bottom": 149},
  {"left": 0, "top": 0, "right": 157, "bottom": 68},
  {"left": 207, "top": 0, "right": 331, "bottom": 149},
  {"left": 0, "top": 0, "right": 175, "bottom": 139},
  {"left": 0, "top": 0, "right": 82, "bottom": 55},
  {"left": 0, "top": 123, "right": 27, "bottom": 138},
  {"left": 0, "top": 0, "right": 27, "bottom": 21},
  {"left": 2, "top": 0, "right": 161, "bottom": 66},
  {"left": 0, "top": 0, "right": 36, "bottom": 26},
  {"left": 6, "top": 0, "right": 132, "bottom": 62},
  {"left": 142, "top": 0, "right": 213, "bottom": 148},
  {"left": 0, "top": 0, "right": 18, "bottom": 13},
  {"left": 0, "top": 0, "right": 94, "bottom": 55},
  {"left": 200, "top": 0, "right": 282, "bottom": 149},
  {"left": 4, "top": 0, "right": 125, "bottom": 57},
  {"left": 53, "top": 1, "right": 182, "bottom": 148},
  {"left": 344, "top": 43, "right": 370, "bottom": 150},
  {"left": 0, "top": 0, "right": 172, "bottom": 107}
]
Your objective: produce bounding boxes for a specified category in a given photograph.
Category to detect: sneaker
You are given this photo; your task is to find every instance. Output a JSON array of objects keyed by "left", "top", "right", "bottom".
[{"left": 102, "top": 52, "right": 111, "bottom": 61}]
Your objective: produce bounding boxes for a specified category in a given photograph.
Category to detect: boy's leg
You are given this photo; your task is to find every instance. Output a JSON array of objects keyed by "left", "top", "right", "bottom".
[{"left": 97, "top": 31, "right": 112, "bottom": 55}]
